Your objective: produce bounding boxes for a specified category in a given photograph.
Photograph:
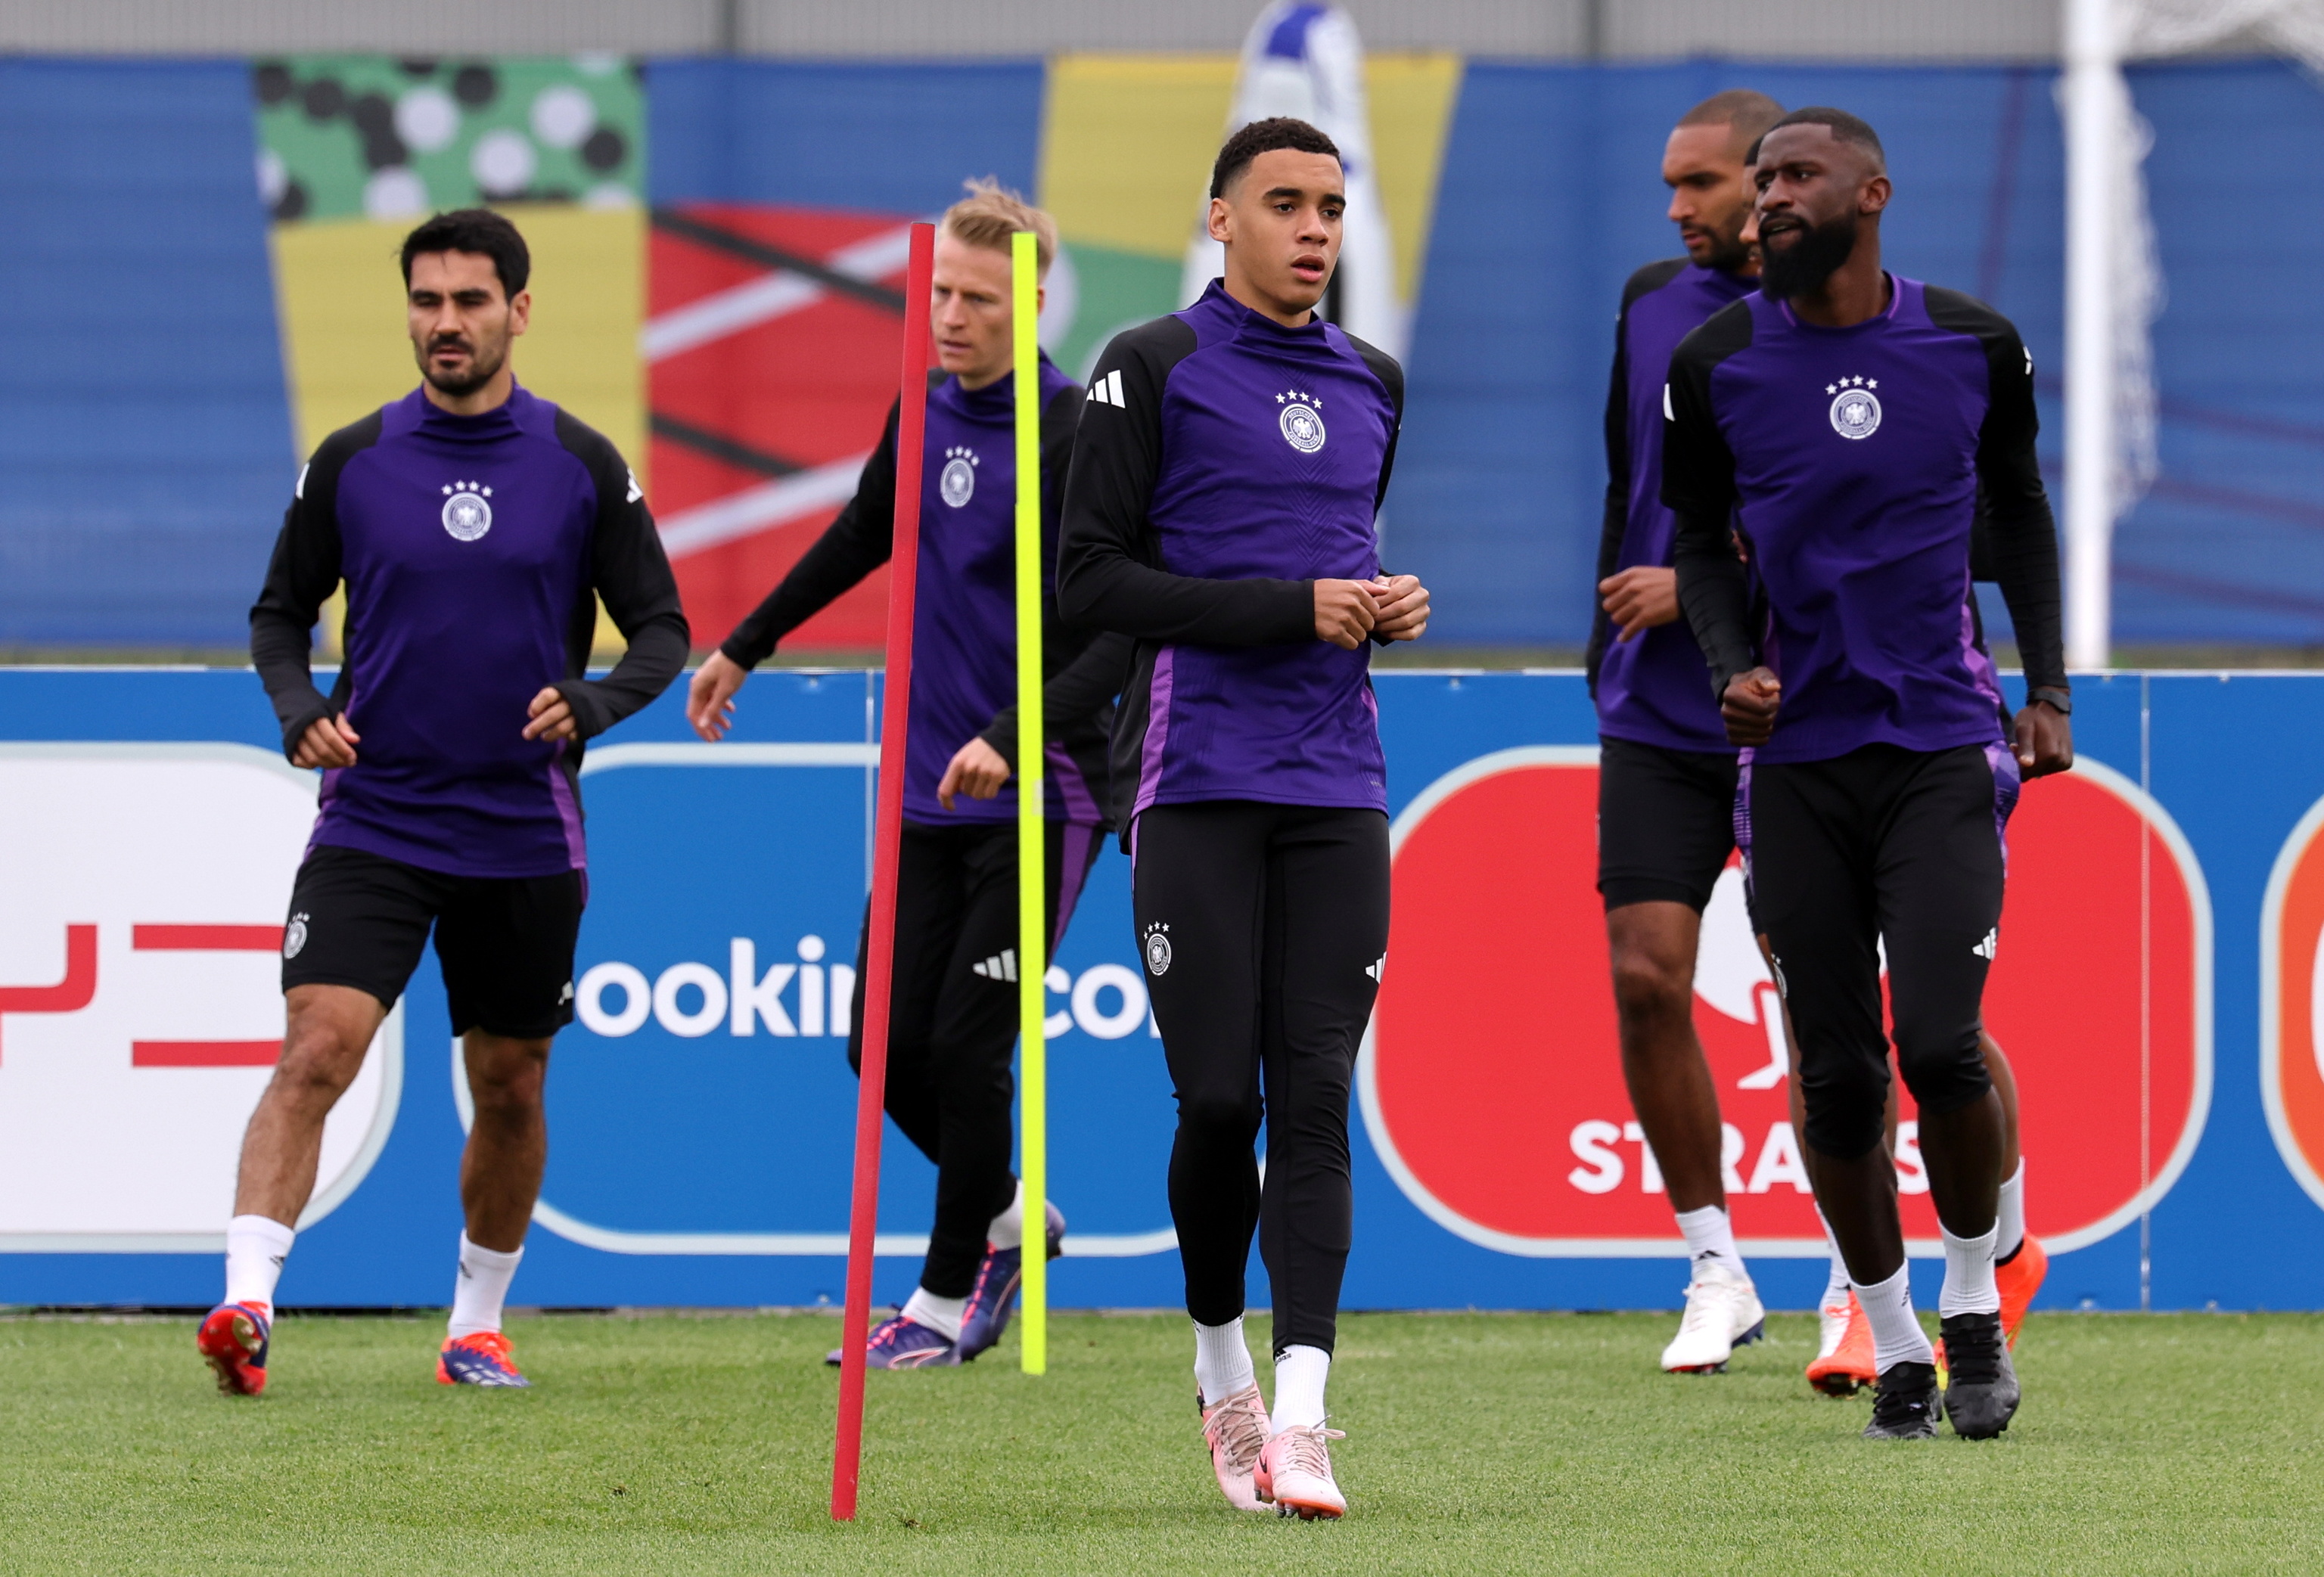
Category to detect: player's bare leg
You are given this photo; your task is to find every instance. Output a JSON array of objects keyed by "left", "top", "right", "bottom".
[
  {"left": 1611, "top": 901, "right": 1762, "bottom": 1373},
  {"left": 200, "top": 985, "right": 385, "bottom": 1395},
  {"left": 1611, "top": 903, "right": 1727, "bottom": 1212},
  {"left": 234, "top": 985, "right": 387, "bottom": 1225},
  {"left": 1981, "top": 1035, "right": 2045, "bottom": 1344},
  {"left": 459, "top": 1030, "right": 551, "bottom": 1253},
  {"left": 433, "top": 1030, "right": 553, "bottom": 1387}
]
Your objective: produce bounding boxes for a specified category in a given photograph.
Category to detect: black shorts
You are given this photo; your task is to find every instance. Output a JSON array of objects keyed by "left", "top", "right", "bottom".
[
  {"left": 1748, "top": 742, "right": 2016, "bottom": 1158},
  {"left": 281, "top": 844, "right": 586, "bottom": 1038},
  {"left": 1597, "top": 737, "right": 1741, "bottom": 913}
]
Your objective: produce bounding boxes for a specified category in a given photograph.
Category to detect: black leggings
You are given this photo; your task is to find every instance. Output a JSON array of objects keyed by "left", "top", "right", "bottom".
[
  {"left": 1747, "top": 743, "right": 2015, "bottom": 1159},
  {"left": 1132, "top": 801, "right": 1390, "bottom": 1356},
  {"left": 847, "top": 818, "right": 1102, "bottom": 1297}
]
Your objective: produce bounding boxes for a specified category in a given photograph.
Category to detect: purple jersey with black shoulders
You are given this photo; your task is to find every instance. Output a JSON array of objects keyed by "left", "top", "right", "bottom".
[
  {"left": 1586, "top": 259, "right": 1754, "bottom": 752},
  {"left": 1665, "top": 275, "right": 2067, "bottom": 766},
  {"left": 250, "top": 383, "right": 689, "bottom": 878},
  {"left": 899, "top": 361, "right": 1100, "bottom": 824},
  {"left": 1057, "top": 280, "right": 1403, "bottom": 829},
  {"left": 719, "top": 357, "right": 1126, "bottom": 828}
]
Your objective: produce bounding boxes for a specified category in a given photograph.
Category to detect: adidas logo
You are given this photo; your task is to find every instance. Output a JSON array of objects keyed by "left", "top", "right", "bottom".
[
  {"left": 1364, "top": 952, "right": 1386, "bottom": 983},
  {"left": 1972, "top": 928, "right": 1998, "bottom": 961},
  {"left": 971, "top": 948, "right": 1020, "bottom": 983},
  {"left": 1087, "top": 369, "right": 1126, "bottom": 408}
]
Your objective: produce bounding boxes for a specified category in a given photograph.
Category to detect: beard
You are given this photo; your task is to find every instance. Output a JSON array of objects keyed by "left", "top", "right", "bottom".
[
  {"left": 1695, "top": 224, "right": 1756, "bottom": 276},
  {"left": 418, "top": 334, "right": 508, "bottom": 397},
  {"left": 1758, "top": 210, "right": 1861, "bottom": 300}
]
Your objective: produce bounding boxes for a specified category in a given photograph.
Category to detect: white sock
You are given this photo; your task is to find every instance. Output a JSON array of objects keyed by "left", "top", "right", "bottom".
[
  {"left": 1939, "top": 1222, "right": 2001, "bottom": 1318},
  {"left": 1193, "top": 1316, "right": 1257, "bottom": 1405},
  {"left": 1270, "top": 1344, "right": 1331, "bottom": 1433},
  {"left": 1996, "top": 1159, "right": 2027, "bottom": 1262},
  {"left": 1815, "top": 1207, "right": 1851, "bottom": 1307},
  {"left": 1855, "top": 1262, "right": 1936, "bottom": 1371},
  {"left": 902, "top": 1286, "right": 967, "bottom": 1342},
  {"left": 224, "top": 1214, "right": 295, "bottom": 1308},
  {"left": 987, "top": 1179, "right": 1025, "bottom": 1251},
  {"left": 446, "top": 1234, "right": 524, "bottom": 1340},
  {"left": 1674, "top": 1203, "right": 1748, "bottom": 1282}
]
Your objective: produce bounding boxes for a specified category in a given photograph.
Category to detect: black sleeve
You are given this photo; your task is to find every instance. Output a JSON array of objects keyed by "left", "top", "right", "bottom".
[
  {"left": 719, "top": 402, "right": 900, "bottom": 668},
  {"left": 1664, "top": 308, "right": 1757, "bottom": 699},
  {"left": 1585, "top": 305, "right": 1632, "bottom": 693},
  {"left": 978, "top": 381, "right": 1134, "bottom": 767},
  {"left": 1584, "top": 262, "right": 1686, "bottom": 694},
  {"left": 550, "top": 413, "right": 690, "bottom": 739},
  {"left": 979, "top": 631, "right": 1135, "bottom": 770},
  {"left": 1057, "top": 318, "right": 1315, "bottom": 646},
  {"left": 1338, "top": 331, "right": 1406, "bottom": 645},
  {"left": 1341, "top": 329, "right": 1406, "bottom": 514},
  {"left": 1925, "top": 290, "right": 2068, "bottom": 697},
  {"left": 248, "top": 414, "right": 378, "bottom": 759}
]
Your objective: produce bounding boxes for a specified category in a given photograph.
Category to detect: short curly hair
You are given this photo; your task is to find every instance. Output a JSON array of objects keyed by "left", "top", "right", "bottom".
[{"left": 1209, "top": 116, "right": 1341, "bottom": 200}]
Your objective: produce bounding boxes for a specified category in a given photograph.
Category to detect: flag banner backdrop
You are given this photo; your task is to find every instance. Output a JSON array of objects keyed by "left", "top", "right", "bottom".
[
  {"left": 0, "top": 666, "right": 2319, "bottom": 1314},
  {"left": 0, "top": 55, "right": 2316, "bottom": 647}
]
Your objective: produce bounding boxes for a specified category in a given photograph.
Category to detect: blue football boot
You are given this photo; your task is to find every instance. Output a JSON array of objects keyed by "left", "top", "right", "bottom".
[
  {"left": 437, "top": 1330, "right": 530, "bottom": 1387},
  {"left": 955, "top": 1202, "right": 1067, "bottom": 1362},
  {"left": 826, "top": 1312, "right": 958, "bottom": 1370}
]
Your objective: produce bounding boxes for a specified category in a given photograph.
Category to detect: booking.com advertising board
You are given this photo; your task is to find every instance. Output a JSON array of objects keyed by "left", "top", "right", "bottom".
[{"left": 2, "top": 666, "right": 2322, "bottom": 1314}]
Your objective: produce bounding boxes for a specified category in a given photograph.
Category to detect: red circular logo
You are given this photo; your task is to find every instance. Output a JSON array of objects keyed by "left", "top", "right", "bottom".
[
  {"left": 2261, "top": 795, "right": 2324, "bottom": 1209},
  {"left": 1362, "top": 748, "right": 2211, "bottom": 1256}
]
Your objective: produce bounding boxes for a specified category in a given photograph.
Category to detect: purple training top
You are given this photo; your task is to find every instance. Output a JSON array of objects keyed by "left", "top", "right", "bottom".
[
  {"left": 716, "top": 357, "right": 1126, "bottom": 830},
  {"left": 1664, "top": 275, "right": 2067, "bottom": 765},
  {"left": 1588, "top": 259, "right": 1755, "bottom": 753},
  {"left": 250, "top": 383, "right": 689, "bottom": 878},
  {"left": 900, "top": 360, "right": 1099, "bottom": 824},
  {"left": 1058, "top": 281, "right": 1405, "bottom": 829}
]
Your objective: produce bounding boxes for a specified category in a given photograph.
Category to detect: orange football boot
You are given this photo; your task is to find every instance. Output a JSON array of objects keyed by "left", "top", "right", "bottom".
[
  {"left": 1996, "top": 1233, "right": 2048, "bottom": 1349},
  {"left": 1806, "top": 1290, "right": 1877, "bottom": 1396}
]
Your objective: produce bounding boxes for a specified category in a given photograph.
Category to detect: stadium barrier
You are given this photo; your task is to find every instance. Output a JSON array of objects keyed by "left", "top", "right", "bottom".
[{"left": 0, "top": 666, "right": 2317, "bottom": 1313}]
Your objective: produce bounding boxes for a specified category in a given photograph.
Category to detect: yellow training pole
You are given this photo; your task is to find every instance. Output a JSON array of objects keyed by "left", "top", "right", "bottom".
[{"left": 1011, "top": 230, "right": 1048, "bottom": 1376}]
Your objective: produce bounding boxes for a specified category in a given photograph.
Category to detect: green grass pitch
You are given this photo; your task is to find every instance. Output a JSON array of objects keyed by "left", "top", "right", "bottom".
[{"left": 6, "top": 1308, "right": 2322, "bottom": 1574}]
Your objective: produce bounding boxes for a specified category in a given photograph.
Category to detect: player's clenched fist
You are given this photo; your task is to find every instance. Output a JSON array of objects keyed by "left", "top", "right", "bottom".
[
  {"left": 1313, "top": 579, "right": 1378, "bottom": 649},
  {"left": 291, "top": 712, "right": 359, "bottom": 769},
  {"left": 1368, "top": 574, "right": 1431, "bottom": 642},
  {"left": 1719, "top": 666, "right": 1782, "bottom": 747},
  {"left": 2012, "top": 699, "right": 2073, "bottom": 779}
]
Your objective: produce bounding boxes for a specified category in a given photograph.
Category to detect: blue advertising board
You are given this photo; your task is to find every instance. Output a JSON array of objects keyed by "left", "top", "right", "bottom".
[{"left": 1, "top": 666, "right": 2320, "bottom": 1315}]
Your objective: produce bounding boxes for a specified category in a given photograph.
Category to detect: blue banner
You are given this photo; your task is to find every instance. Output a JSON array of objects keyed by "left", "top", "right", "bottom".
[{"left": 0, "top": 666, "right": 2318, "bottom": 1315}]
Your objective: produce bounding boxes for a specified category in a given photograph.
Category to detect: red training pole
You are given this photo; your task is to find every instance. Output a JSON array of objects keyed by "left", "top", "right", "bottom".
[{"left": 831, "top": 219, "right": 935, "bottom": 1523}]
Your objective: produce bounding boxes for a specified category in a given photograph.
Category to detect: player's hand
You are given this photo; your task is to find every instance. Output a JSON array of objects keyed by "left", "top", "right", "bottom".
[
  {"left": 688, "top": 650, "right": 750, "bottom": 742},
  {"left": 1313, "top": 579, "right": 1378, "bottom": 649},
  {"left": 1599, "top": 566, "right": 1679, "bottom": 642},
  {"left": 1368, "top": 574, "right": 1431, "bottom": 641},
  {"left": 1720, "top": 666, "right": 1782, "bottom": 747},
  {"left": 523, "top": 686, "right": 577, "bottom": 742},
  {"left": 2012, "top": 699, "right": 2074, "bottom": 779},
  {"left": 291, "top": 712, "right": 359, "bottom": 769},
  {"left": 937, "top": 737, "right": 1012, "bottom": 810}
]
